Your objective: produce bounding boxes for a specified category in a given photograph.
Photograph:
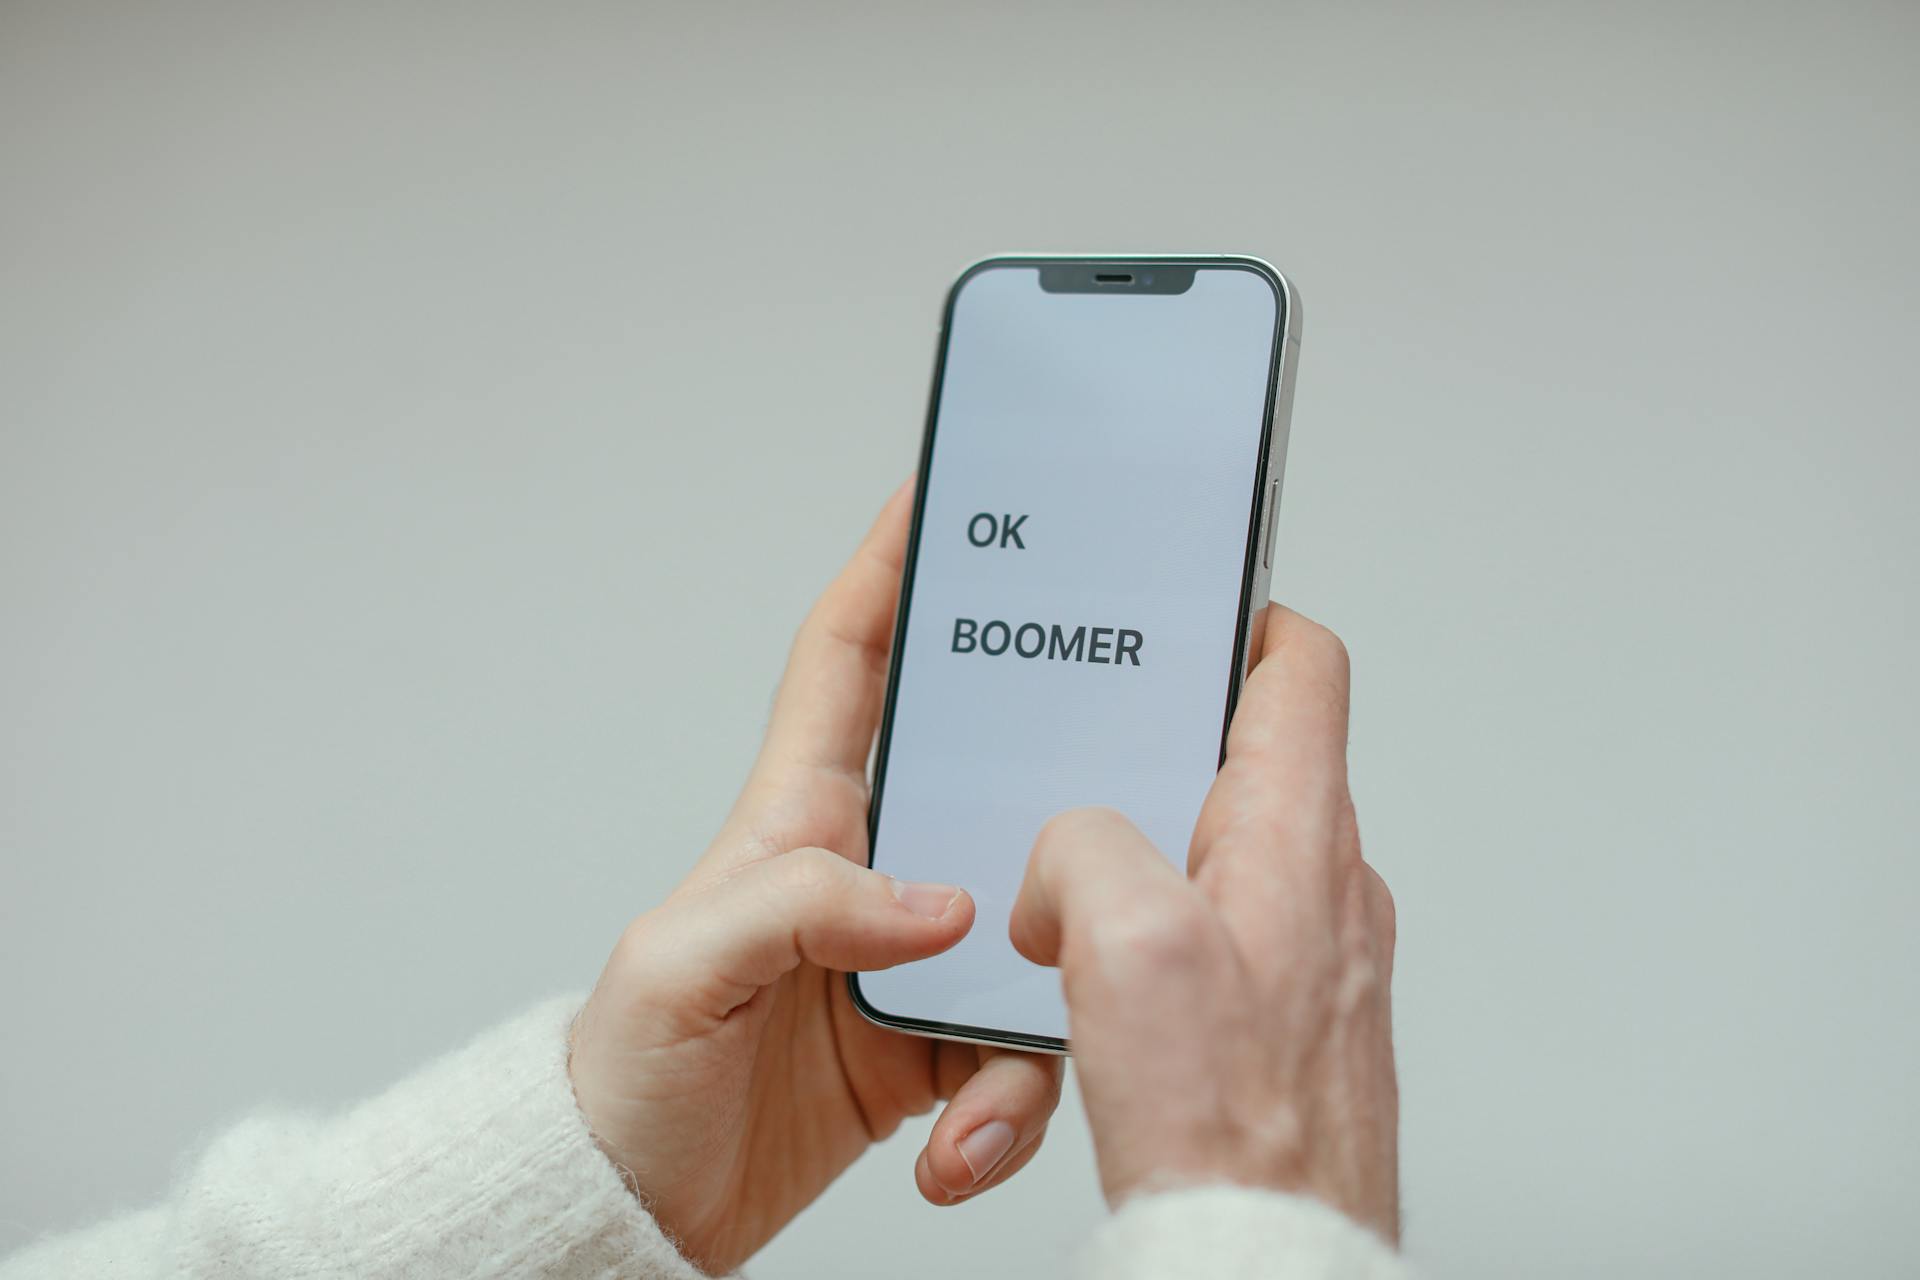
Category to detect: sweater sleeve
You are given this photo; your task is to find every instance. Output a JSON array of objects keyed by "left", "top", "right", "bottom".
[
  {"left": 1075, "top": 1185, "right": 1410, "bottom": 1280},
  {"left": 0, "top": 997, "right": 711, "bottom": 1280}
]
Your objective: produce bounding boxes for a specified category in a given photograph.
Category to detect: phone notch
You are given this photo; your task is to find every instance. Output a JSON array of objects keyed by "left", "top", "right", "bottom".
[{"left": 1038, "top": 263, "right": 1196, "bottom": 295}]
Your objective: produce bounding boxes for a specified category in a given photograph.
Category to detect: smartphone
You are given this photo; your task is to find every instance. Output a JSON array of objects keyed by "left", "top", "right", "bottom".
[{"left": 850, "top": 255, "right": 1301, "bottom": 1053}]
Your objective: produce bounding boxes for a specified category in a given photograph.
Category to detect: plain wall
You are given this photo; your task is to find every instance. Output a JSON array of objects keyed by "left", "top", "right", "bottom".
[{"left": 3, "top": 3, "right": 1916, "bottom": 1275}]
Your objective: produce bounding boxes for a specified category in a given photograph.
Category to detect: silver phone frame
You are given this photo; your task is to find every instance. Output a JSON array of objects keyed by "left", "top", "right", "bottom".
[{"left": 849, "top": 254, "right": 1303, "bottom": 1055}]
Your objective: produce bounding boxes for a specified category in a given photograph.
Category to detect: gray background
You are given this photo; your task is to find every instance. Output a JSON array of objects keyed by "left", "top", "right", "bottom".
[{"left": 2, "top": 3, "right": 1916, "bottom": 1276}]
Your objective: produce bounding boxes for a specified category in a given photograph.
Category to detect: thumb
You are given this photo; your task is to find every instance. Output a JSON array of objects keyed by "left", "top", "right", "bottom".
[{"left": 634, "top": 847, "right": 972, "bottom": 1018}]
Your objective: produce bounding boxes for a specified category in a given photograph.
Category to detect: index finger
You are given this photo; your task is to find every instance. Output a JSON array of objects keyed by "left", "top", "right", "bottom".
[
  {"left": 1186, "top": 604, "right": 1355, "bottom": 919},
  {"left": 751, "top": 479, "right": 913, "bottom": 790},
  {"left": 1229, "top": 602, "right": 1351, "bottom": 788}
]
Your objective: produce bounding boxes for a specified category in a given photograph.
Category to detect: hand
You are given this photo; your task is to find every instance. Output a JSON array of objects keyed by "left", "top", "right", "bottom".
[
  {"left": 1009, "top": 607, "right": 1399, "bottom": 1241},
  {"left": 568, "top": 482, "right": 1063, "bottom": 1274}
]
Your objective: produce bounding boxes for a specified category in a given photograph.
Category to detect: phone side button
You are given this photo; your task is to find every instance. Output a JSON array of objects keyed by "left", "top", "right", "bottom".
[{"left": 1261, "top": 477, "right": 1281, "bottom": 570}]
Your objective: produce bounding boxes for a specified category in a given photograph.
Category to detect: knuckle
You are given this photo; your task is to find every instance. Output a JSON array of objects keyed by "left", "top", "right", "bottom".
[
  {"left": 1366, "top": 865, "right": 1397, "bottom": 950},
  {"left": 1335, "top": 952, "right": 1384, "bottom": 1017},
  {"left": 1371, "top": 868, "right": 1396, "bottom": 925},
  {"left": 777, "top": 845, "right": 849, "bottom": 898},
  {"left": 1033, "top": 806, "right": 1131, "bottom": 862},
  {"left": 1038, "top": 805, "right": 1129, "bottom": 843},
  {"left": 1335, "top": 791, "right": 1364, "bottom": 856},
  {"left": 1086, "top": 893, "right": 1213, "bottom": 973}
]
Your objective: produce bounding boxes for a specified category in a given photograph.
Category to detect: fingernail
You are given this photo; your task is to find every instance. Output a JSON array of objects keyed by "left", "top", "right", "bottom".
[
  {"left": 955, "top": 1119, "right": 1017, "bottom": 1184},
  {"left": 892, "top": 879, "right": 961, "bottom": 919}
]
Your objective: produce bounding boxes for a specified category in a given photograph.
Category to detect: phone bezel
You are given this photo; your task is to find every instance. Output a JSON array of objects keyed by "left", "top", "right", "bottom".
[{"left": 847, "top": 254, "right": 1298, "bottom": 1055}]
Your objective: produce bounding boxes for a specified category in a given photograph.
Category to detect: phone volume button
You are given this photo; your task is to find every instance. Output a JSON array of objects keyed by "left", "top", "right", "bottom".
[{"left": 1261, "top": 478, "right": 1281, "bottom": 570}]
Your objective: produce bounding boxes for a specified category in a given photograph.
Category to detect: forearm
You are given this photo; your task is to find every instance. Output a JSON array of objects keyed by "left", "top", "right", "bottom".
[{"left": 1, "top": 998, "right": 709, "bottom": 1280}]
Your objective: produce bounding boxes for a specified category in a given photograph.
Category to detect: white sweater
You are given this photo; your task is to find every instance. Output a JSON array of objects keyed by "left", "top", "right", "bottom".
[{"left": 0, "top": 999, "right": 1408, "bottom": 1279}]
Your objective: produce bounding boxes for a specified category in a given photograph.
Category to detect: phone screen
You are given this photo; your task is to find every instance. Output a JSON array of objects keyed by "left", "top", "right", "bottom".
[{"left": 855, "top": 261, "right": 1284, "bottom": 1046}]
